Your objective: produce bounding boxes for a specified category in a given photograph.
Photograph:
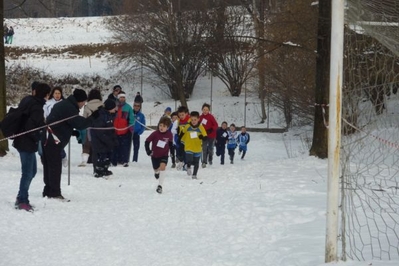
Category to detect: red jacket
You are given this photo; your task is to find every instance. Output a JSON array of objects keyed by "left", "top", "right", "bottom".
[{"left": 199, "top": 113, "right": 218, "bottom": 139}]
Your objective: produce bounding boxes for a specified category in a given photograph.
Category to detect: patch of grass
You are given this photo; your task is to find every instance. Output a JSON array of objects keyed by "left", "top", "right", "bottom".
[{"left": 5, "top": 43, "right": 127, "bottom": 57}]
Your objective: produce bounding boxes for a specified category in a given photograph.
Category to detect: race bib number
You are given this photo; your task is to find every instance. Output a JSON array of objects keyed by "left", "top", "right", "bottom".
[
  {"left": 190, "top": 132, "right": 198, "bottom": 138},
  {"left": 202, "top": 118, "right": 208, "bottom": 125},
  {"left": 222, "top": 132, "right": 227, "bottom": 137},
  {"left": 157, "top": 140, "right": 166, "bottom": 148}
]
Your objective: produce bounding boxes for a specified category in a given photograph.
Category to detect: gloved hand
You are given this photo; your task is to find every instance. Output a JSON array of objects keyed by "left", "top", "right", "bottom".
[
  {"left": 146, "top": 149, "right": 152, "bottom": 156},
  {"left": 90, "top": 109, "right": 100, "bottom": 119},
  {"left": 198, "top": 134, "right": 204, "bottom": 140},
  {"left": 206, "top": 128, "right": 213, "bottom": 134}
]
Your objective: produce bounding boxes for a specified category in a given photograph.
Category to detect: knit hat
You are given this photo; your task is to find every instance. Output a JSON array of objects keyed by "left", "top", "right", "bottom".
[
  {"left": 104, "top": 99, "right": 116, "bottom": 111},
  {"left": 31, "top": 81, "right": 40, "bottom": 91},
  {"left": 165, "top": 107, "right": 172, "bottom": 112},
  {"left": 113, "top": 85, "right": 122, "bottom": 91},
  {"left": 73, "top": 89, "right": 88, "bottom": 102}
]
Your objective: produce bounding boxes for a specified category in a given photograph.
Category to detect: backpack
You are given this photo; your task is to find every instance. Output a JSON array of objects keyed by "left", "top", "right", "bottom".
[
  {"left": 0, "top": 106, "right": 28, "bottom": 139},
  {"left": 114, "top": 108, "right": 128, "bottom": 135}
]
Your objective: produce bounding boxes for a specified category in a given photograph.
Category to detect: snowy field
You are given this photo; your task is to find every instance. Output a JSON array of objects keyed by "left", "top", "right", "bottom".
[{"left": 1, "top": 16, "right": 398, "bottom": 266}]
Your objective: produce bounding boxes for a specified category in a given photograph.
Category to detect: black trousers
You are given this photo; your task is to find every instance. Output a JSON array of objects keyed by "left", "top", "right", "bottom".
[{"left": 42, "top": 141, "right": 63, "bottom": 197}]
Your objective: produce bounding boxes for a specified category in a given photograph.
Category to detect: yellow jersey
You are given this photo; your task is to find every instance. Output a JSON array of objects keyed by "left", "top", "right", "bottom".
[{"left": 181, "top": 123, "right": 207, "bottom": 153}]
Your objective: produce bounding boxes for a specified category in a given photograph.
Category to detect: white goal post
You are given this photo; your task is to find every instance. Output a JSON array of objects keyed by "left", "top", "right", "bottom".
[{"left": 325, "top": 0, "right": 344, "bottom": 263}]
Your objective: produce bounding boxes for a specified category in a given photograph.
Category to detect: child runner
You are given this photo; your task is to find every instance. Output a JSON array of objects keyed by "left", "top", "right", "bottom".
[
  {"left": 238, "top": 126, "right": 250, "bottom": 160},
  {"left": 179, "top": 111, "right": 207, "bottom": 179},
  {"left": 227, "top": 123, "right": 239, "bottom": 164},
  {"left": 199, "top": 103, "right": 218, "bottom": 168},
  {"left": 169, "top": 111, "right": 178, "bottom": 168},
  {"left": 145, "top": 116, "right": 173, "bottom": 194},
  {"left": 215, "top": 121, "right": 229, "bottom": 165},
  {"left": 173, "top": 106, "right": 190, "bottom": 170},
  {"left": 90, "top": 99, "right": 118, "bottom": 178}
]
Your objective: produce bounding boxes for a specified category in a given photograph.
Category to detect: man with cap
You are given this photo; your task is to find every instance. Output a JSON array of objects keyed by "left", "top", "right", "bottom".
[
  {"left": 131, "top": 100, "right": 146, "bottom": 162},
  {"left": 108, "top": 85, "right": 122, "bottom": 103},
  {"left": 42, "top": 88, "right": 99, "bottom": 201},
  {"left": 90, "top": 99, "right": 118, "bottom": 178},
  {"left": 112, "top": 91, "right": 135, "bottom": 167}
]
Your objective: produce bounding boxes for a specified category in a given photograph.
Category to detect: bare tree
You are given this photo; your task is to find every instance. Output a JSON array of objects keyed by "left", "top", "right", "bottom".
[
  {"left": 263, "top": 0, "right": 318, "bottom": 127},
  {"left": 106, "top": 0, "right": 212, "bottom": 107},
  {"left": 207, "top": 3, "right": 259, "bottom": 97},
  {"left": 309, "top": 0, "right": 331, "bottom": 158}
]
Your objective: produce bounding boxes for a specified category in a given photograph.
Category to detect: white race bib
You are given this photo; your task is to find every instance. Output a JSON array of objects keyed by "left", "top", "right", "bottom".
[
  {"left": 190, "top": 132, "right": 198, "bottom": 138},
  {"left": 202, "top": 118, "right": 208, "bottom": 125},
  {"left": 157, "top": 140, "right": 166, "bottom": 148},
  {"left": 222, "top": 132, "right": 227, "bottom": 137}
]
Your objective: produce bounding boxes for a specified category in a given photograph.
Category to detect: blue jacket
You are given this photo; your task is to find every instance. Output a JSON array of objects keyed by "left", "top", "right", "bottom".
[
  {"left": 226, "top": 130, "right": 239, "bottom": 149},
  {"left": 133, "top": 110, "right": 146, "bottom": 135},
  {"left": 238, "top": 132, "right": 250, "bottom": 148}
]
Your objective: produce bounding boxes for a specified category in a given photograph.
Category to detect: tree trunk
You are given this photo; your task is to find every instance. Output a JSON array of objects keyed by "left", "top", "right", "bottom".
[
  {"left": 254, "top": 0, "right": 267, "bottom": 122},
  {"left": 309, "top": 0, "right": 331, "bottom": 159},
  {"left": 0, "top": 1, "right": 9, "bottom": 156}
]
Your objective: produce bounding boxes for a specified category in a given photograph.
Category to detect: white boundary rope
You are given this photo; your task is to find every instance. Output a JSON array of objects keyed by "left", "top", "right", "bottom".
[
  {"left": 1, "top": 114, "right": 155, "bottom": 143},
  {"left": 0, "top": 114, "right": 79, "bottom": 142}
]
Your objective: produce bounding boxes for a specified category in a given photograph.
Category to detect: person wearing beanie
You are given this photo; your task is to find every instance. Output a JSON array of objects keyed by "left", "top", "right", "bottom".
[
  {"left": 73, "top": 88, "right": 88, "bottom": 103},
  {"left": 107, "top": 85, "right": 122, "bottom": 103},
  {"left": 163, "top": 107, "right": 172, "bottom": 119},
  {"left": 112, "top": 91, "right": 135, "bottom": 167},
  {"left": 42, "top": 88, "right": 99, "bottom": 201},
  {"left": 90, "top": 99, "right": 118, "bottom": 178},
  {"left": 131, "top": 101, "right": 146, "bottom": 162},
  {"left": 13, "top": 82, "right": 51, "bottom": 211},
  {"left": 134, "top": 91, "right": 143, "bottom": 105}
]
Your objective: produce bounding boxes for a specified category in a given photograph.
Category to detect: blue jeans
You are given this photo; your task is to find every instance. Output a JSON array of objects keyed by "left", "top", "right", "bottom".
[{"left": 17, "top": 151, "right": 37, "bottom": 204}]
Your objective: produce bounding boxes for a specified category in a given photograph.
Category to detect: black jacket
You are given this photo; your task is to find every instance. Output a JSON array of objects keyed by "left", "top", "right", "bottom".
[
  {"left": 134, "top": 95, "right": 143, "bottom": 104},
  {"left": 216, "top": 127, "right": 229, "bottom": 147},
  {"left": 90, "top": 107, "right": 118, "bottom": 153},
  {"left": 107, "top": 93, "right": 119, "bottom": 103},
  {"left": 13, "top": 95, "right": 46, "bottom": 152},
  {"left": 45, "top": 95, "right": 94, "bottom": 149}
]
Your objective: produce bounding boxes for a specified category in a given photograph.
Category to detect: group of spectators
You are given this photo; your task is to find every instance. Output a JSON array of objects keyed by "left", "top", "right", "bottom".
[
  {"left": 12, "top": 82, "right": 146, "bottom": 211},
  {"left": 3, "top": 24, "right": 14, "bottom": 44}
]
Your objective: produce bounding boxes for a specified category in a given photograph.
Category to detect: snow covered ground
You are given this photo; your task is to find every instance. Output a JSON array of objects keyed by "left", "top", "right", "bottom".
[{"left": 1, "top": 16, "right": 398, "bottom": 266}]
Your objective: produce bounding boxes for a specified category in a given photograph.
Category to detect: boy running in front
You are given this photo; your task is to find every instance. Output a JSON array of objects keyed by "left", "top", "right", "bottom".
[{"left": 145, "top": 116, "right": 173, "bottom": 194}]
